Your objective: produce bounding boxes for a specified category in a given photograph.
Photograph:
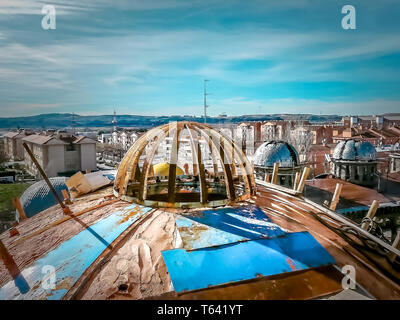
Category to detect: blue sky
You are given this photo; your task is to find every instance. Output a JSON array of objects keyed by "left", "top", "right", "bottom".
[{"left": 0, "top": 0, "right": 400, "bottom": 117}]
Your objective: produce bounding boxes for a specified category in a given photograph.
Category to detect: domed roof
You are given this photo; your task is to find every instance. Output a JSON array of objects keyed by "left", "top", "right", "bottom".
[
  {"left": 253, "top": 141, "right": 299, "bottom": 168},
  {"left": 332, "top": 140, "right": 377, "bottom": 161},
  {"left": 153, "top": 163, "right": 184, "bottom": 177},
  {"left": 114, "top": 121, "right": 256, "bottom": 208},
  {"left": 17, "top": 177, "right": 68, "bottom": 219}
]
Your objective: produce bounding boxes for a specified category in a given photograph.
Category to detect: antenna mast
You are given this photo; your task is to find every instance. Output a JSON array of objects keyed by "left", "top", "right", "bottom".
[
  {"left": 71, "top": 112, "right": 76, "bottom": 133},
  {"left": 203, "top": 79, "right": 210, "bottom": 124}
]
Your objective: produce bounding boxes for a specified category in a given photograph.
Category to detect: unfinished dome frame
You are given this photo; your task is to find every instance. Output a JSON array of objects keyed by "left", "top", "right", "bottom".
[{"left": 113, "top": 121, "right": 256, "bottom": 208}]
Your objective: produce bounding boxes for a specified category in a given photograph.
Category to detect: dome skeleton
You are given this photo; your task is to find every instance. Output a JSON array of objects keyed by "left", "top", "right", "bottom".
[{"left": 114, "top": 122, "right": 256, "bottom": 208}]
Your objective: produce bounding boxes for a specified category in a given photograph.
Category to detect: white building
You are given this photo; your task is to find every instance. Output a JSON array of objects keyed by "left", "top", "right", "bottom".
[
  {"left": 260, "top": 122, "right": 284, "bottom": 141},
  {"left": 22, "top": 134, "right": 97, "bottom": 178},
  {"left": 3, "top": 130, "right": 30, "bottom": 161},
  {"left": 110, "top": 130, "right": 139, "bottom": 150},
  {"left": 234, "top": 123, "right": 255, "bottom": 156}
]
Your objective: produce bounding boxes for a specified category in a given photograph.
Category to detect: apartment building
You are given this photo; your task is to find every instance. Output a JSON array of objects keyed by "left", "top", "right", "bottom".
[
  {"left": 3, "top": 130, "right": 31, "bottom": 161},
  {"left": 22, "top": 133, "right": 97, "bottom": 178}
]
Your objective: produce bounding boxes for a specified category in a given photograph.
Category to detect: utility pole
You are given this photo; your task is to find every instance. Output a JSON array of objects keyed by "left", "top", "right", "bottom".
[
  {"left": 70, "top": 112, "right": 76, "bottom": 134},
  {"left": 203, "top": 79, "right": 210, "bottom": 124}
]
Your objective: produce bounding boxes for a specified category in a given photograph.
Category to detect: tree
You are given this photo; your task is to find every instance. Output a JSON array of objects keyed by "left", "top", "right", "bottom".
[{"left": 283, "top": 121, "right": 314, "bottom": 162}]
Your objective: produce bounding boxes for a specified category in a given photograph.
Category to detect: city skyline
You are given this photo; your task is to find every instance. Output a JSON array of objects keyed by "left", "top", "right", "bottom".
[{"left": 1, "top": 0, "right": 400, "bottom": 117}]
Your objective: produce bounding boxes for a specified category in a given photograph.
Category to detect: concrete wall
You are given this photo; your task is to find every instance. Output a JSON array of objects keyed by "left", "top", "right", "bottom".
[
  {"left": 24, "top": 143, "right": 67, "bottom": 178},
  {"left": 332, "top": 161, "right": 377, "bottom": 186},
  {"left": 64, "top": 144, "right": 81, "bottom": 172},
  {"left": 80, "top": 143, "right": 97, "bottom": 172},
  {"left": 14, "top": 137, "right": 25, "bottom": 161},
  {"left": 47, "top": 145, "right": 66, "bottom": 177},
  {"left": 4, "top": 137, "right": 13, "bottom": 160},
  {"left": 23, "top": 142, "right": 43, "bottom": 177}
]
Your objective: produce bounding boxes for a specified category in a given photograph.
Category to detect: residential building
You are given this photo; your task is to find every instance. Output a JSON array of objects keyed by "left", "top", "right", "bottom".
[
  {"left": 3, "top": 130, "right": 31, "bottom": 161},
  {"left": 22, "top": 133, "right": 97, "bottom": 178}
]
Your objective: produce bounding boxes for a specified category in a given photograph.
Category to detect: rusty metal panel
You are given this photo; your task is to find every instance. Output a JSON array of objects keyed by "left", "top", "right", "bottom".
[
  {"left": 176, "top": 205, "right": 285, "bottom": 250},
  {"left": 0, "top": 203, "right": 152, "bottom": 300},
  {"left": 162, "top": 231, "right": 335, "bottom": 293},
  {"left": 150, "top": 265, "right": 344, "bottom": 300}
]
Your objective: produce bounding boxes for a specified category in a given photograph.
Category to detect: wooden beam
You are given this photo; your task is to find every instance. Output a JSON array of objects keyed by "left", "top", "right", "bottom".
[
  {"left": 62, "top": 189, "right": 72, "bottom": 205},
  {"left": 329, "top": 183, "right": 343, "bottom": 211},
  {"left": 0, "top": 239, "right": 30, "bottom": 294},
  {"left": 388, "top": 231, "right": 400, "bottom": 263},
  {"left": 271, "top": 162, "right": 279, "bottom": 185},
  {"left": 220, "top": 140, "right": 236, "bottom": 201},
  {"left": 296, "top": 167, "right": 310, "bottom": 193},
  {"left": 167, "top": 123, "right": 182, "bottom": 203},
  {"left": 138, "top": 127, "right": 169, "bottom": 201},
  {"left": 199, "top": 124, "right": 255, "bottom": 197},
  {"left": 293, "top": 172, "right": 300, "bottom": 190},
  {"left": 265, "top": 173, "right": 270, "bottom": 183},
  {"left": 187, "top": 124, "right": 208, "bottom": 203},
  {"left": 361, "top": 200, "right": 379, "bottom": 230},
  {"left": 13, "top": 197, "right": 27, "bottom": 220},
  {"left": 194, "top": 126, "right": 235, "bottom": 201},
  {"left": 256, "top": 179, "right": 302, "bottom": 196},
  {"left": 118, "top": 124, "right": 170, "bottom": 196}
]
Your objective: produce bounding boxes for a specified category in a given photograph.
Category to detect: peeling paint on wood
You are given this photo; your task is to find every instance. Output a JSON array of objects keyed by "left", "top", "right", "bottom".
[{"left": 0, "top": 203, "right": 152, "bottom": 300}]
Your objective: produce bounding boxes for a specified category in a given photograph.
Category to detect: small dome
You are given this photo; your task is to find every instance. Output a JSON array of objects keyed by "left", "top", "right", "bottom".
[
  {"left": 332, "top": 140, "right": 377, "bottom": 161},
  {"left": 17, "top": 177, "right": 68, "bottom": 219},
  {"left": 254, "top": 141, "right": 299, "bottom": 168},
  {"left": 153, "top": 163, "right": 184, "bottom": 177}
]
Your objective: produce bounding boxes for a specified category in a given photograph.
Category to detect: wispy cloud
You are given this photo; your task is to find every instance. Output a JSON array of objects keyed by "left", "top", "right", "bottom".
[
  {"left": 0, "top": 0, "right": 399, "bottom": 116},
  {"left": 0, "top": 0, "right": 191, "bottom": 15}
]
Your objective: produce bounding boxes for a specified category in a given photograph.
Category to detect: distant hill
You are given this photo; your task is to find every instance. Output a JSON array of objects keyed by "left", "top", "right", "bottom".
[{"left": 0, "top": 113, "right": 343, "bottom": 130}]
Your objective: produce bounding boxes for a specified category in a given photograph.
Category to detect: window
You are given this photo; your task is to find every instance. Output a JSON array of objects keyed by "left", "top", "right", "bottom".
[{"left": 66, "top": 144, "right": 76, "bottom": 151}]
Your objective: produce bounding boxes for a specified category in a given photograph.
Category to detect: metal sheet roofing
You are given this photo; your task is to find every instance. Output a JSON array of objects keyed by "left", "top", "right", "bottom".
[
  {"left": 253, "top": 141, "right": 299, "bottom": 168},
  {"left": 22, "top": 134, "right": 61, "bottom": 145},
  {"left": 18, "top": 177, "right": 68, "bottom": 219},
  {"left": 332, "top": 139, "right": 377, "bottom": 161},
  {"left": 162, "top": 232, "right": 335, "bottom": 293},
  {"left": 3, "top": 132, "right": 18, "bottom": 138},
  {"left": 176, "top": 205, "right": 285, "bottom": 250}
]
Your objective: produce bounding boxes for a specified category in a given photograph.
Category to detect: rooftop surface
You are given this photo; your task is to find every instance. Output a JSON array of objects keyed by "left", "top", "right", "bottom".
[{"left": 1, "top": 183, "right": 399, "bottom": 300}]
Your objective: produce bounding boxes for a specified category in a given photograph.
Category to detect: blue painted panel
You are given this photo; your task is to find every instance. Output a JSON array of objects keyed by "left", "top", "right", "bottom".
[
  {"left": 176, "top": 205, "right": 285, "bottom": 250},
  {"left": 162, "top": 231, "right": 335, "bottom": 293},
  {"left": 0, "top": 203, "right": 152, "bottom": 300}
]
